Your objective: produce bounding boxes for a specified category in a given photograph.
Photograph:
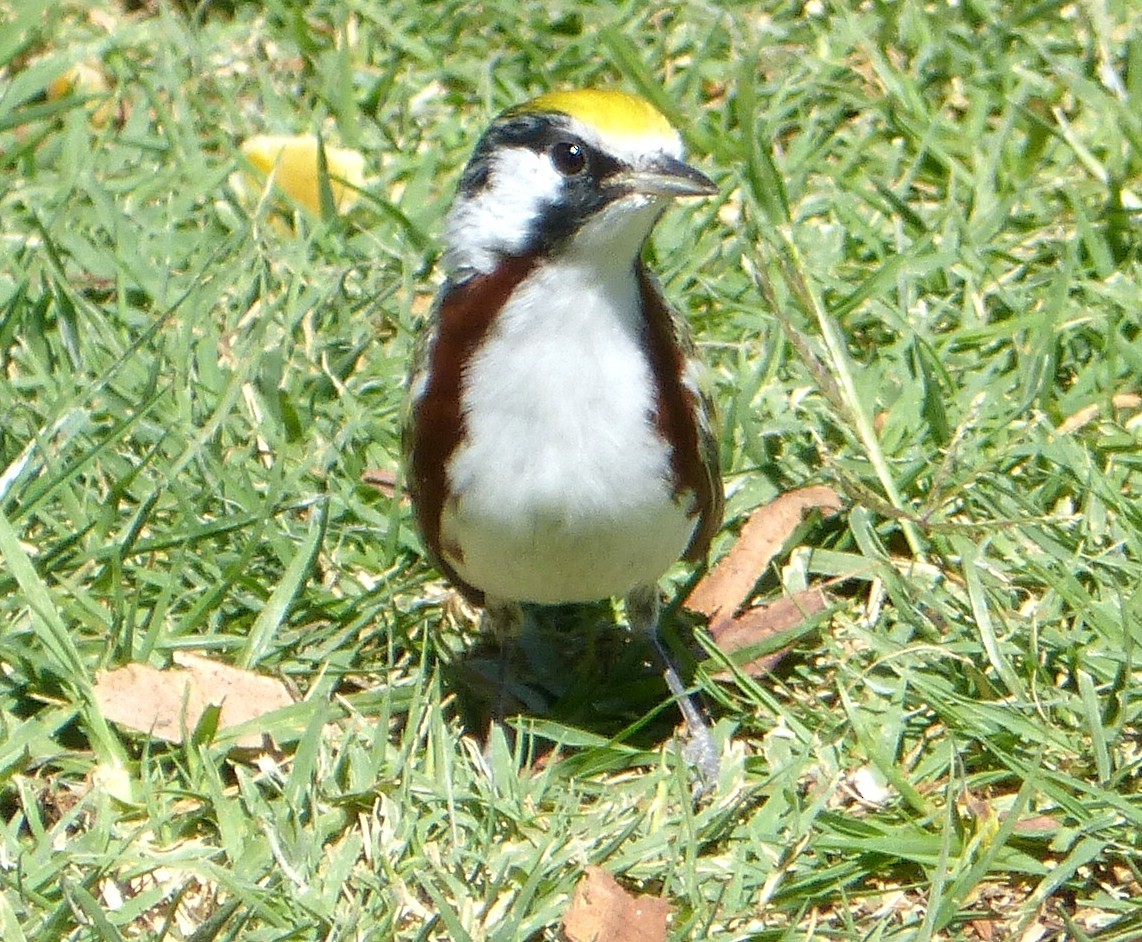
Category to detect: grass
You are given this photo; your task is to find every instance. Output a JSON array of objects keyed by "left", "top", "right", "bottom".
[{"left": 2, "top": 0, "right": 1141, "bottom": 938}]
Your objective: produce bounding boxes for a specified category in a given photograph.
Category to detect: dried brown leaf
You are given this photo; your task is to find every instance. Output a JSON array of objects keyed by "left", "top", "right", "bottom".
[
  {"left": 1013, "top": 814, "right": 1063, "bottom": 836},
  {"left": 709, "top": 588, "right": 830, "bottom": 677},
  {"left": 94, "top": 652, "right": 294, "bottom": 749},
  {"left": 562, "top": 866, "right": 669, "bottom": 942},
  {"left": 970, "top": 918, "right": 996, "bottom": 941},
  {"left": 686, "top": 485, "right": 842, "bottom": 622}
]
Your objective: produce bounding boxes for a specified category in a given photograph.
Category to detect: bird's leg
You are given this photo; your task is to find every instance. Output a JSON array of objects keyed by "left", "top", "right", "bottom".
[
  {"left": 481, "top": 596, "right": 525, "bottom": 766},
  {"left": 625, "top": 583, "right": 719, "bottom": 789}
]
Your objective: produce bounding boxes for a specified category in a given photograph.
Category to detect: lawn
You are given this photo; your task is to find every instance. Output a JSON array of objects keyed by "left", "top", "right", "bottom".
[{"left": 2, "top": 0, "right": 1140, "bottom": 939}]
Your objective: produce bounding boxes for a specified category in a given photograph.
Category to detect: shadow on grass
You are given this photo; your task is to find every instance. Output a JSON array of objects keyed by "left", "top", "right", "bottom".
[{"left": 440, "top": 601, "right": 720, "bottom": 767}]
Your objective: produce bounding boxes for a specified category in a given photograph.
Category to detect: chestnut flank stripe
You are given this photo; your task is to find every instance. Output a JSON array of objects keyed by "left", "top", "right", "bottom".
[
  {"left": 408, "top": 254, "right": 540, "bottom": 605},
  {"left": 636, "top": 262, "right": 721, "bottom": 562}
]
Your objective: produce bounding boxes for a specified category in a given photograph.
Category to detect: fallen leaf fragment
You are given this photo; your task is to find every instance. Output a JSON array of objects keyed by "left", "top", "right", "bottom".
[
  {"left": 47, "top": 61, "right": 106, "bottom": 98},
  {"left": 971, "top": 918, "right": 996, "bottom": 941},
  {"left": 94, "top": 652, "right": 294, "bottom": 749},
  {"left": 709, "top": 587, "right": 829, "bottom": 676},
  {"left": 686, "top": 485, "right": 842, "bottom": 623},
  {"left": 1056, "top": 392, "right": 1141, "bottom": 435},
  {"left": 92, "top": 761, "right": 134, "bottom": 803},
  {"left": 361, "top": 467, "right": 399, "bottom": 499},
  {"left": 1013, "top": 814, "right": 1063, "bottom": 836},
  {"left": 238, "top": 134, "right": 365, "bottom": 214},
  {"left": 849, "top": 765, "right": 892, "bottom": 806},
  {"left": 563, "top": 867, "right": 669, "bottom": 942},
  {"left": 46, "top": 60, "right": 116, "bottom": 127}
]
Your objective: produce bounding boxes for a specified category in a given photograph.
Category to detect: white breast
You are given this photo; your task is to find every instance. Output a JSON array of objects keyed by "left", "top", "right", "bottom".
[{"left": 441, "top": 255, "right": 695, "bottom": 604}]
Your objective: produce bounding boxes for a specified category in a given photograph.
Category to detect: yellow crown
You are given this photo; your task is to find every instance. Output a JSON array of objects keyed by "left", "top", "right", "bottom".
[{"left": 518, "top": 89, "right": 675, "bottom": 139}]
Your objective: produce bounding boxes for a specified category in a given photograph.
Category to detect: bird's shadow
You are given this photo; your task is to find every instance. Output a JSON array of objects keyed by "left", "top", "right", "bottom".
[{"left": 441, "top": 600, "right": 705, "bottom": 763}]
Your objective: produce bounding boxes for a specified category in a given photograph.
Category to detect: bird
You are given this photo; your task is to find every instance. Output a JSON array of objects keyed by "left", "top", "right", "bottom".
[{"left": 404, "top": 87, "right": 724, "bottom": 783}]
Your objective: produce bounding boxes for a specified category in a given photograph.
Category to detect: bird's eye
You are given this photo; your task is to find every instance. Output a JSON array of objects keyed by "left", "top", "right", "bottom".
[{"left": 551, "top": 141, "right": 587, "bottom": 176}]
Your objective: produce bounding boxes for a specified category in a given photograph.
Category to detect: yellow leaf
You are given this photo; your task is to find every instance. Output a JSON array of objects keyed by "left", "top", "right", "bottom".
[{"left": 239, "top": 134, "right": 365, "bottom": 214}]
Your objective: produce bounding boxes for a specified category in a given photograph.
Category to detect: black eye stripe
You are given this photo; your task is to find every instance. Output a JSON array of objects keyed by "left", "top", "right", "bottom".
[{"left": 451, "top": 111, "right": 630, "bottom": 255}]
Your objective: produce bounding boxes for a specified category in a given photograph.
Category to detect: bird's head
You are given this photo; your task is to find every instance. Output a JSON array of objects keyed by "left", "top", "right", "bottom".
[{"left": 442, "top": 88, "right": 716, "bottom": 277}]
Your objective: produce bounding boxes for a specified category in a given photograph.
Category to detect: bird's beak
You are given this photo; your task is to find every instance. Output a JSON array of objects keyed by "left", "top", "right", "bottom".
[{"left": 618, "top": 155, "right": 718, "bottom": 199}]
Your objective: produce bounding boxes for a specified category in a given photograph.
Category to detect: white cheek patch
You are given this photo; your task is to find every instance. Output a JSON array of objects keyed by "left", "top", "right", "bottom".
[{"left": 443, "top": 147, "right": 563, "bottom": 275}]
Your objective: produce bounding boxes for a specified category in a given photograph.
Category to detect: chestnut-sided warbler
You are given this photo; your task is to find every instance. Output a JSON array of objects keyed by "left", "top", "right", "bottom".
[{"left": 405, "top": 88, "right": 724, "bottom": 782}]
